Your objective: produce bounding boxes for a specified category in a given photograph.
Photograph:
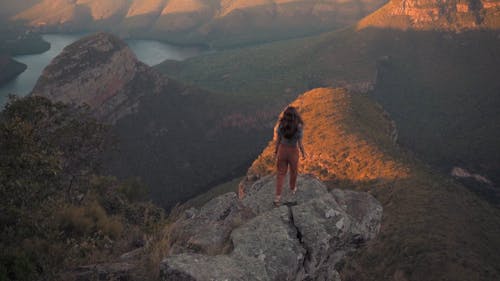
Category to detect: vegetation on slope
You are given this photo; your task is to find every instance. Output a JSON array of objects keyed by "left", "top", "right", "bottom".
[
  {"left": 0, "top": 96, "right": 165, "bottom": 281},
  {"left": 242, "top": 88, "right": 500, "bottom": 281}
]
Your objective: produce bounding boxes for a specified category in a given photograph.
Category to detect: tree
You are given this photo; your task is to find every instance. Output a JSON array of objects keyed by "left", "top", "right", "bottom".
[{"left": 0, "top": 96, "right": 113, "bottom": 208}]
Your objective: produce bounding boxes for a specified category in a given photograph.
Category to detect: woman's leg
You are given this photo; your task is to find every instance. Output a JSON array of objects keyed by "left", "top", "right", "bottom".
[
  {"left": 276, "top": 145, "right": 289, "bottom": 200},
  {"left": 288, "top": 147, "right": 299, "bottom": 192}
]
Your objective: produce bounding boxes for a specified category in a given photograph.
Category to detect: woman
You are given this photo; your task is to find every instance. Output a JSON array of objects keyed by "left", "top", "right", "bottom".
[{"left": 274, "top": 106, "right": 306, "bottom": 206}]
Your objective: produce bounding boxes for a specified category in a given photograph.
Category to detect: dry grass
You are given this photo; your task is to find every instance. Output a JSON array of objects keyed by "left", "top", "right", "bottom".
[
  {"left": 246, "top": 88, "right": 408, "bottom": 184},
  {"left": 132, "top": 204, "right": 185, "bottom": 281}
]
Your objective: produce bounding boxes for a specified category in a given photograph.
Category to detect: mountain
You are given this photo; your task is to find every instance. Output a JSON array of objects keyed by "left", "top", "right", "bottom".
[
  {"left": 32, "top": 32, "right": 274, "bottom": 209},
  {"left": 157, "top": 0, "right": 500, "bottom": 190},
  {"left": 32, "top": 32, "right": 166, "bottom": 123},
  {"left": 5, "top": 0, "right": 387, "bottom": 47},
  {"left": 234, "top": 88, "right": 500, "bottom": 280},
  {"left": 358, "top": 0, "right": 500, "bottom": 30}
]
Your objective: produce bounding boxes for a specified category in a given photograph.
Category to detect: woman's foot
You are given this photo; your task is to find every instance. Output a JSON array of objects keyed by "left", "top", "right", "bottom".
[
  {"left": 273, "top": 195, "right": 281, "bottom": 207},
  {"left": 291, "top": 186, "right": 297, "bottom": 195}
]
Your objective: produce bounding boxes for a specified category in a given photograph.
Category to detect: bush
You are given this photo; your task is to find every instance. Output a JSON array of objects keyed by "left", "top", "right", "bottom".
[
  {"left": 58, "top": 206, "right": 94, "bottom": 236},
  {"left": 58, "top": 202, "right": 124, "bottom": 239}
]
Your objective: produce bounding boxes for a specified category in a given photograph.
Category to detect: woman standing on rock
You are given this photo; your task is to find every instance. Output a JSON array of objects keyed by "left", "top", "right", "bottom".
[{"left": 273, "top": 106, "right": 307, "bottom": 206}]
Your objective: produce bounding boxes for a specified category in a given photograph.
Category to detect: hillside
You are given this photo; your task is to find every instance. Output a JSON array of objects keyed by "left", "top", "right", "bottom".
[
  {"left": 31, "top": 32, "right": 274, "bottom": 210},
  {"left": 237, "top": 88, "right": 500, "bottom": 281},
  {"left": 0, "top": 96, "right": 166, "bottom": 281},
  {"left": 157, "top": 0, "right": 500, "bottom": 190},
  {"left": 5, "top": 0, "right": 386, "bottom": 47},
  {"left": 0, "top": 55, "right": 26, "bottom": 86}
]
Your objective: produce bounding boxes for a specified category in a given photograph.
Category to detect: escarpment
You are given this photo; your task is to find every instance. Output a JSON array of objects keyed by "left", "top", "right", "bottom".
[{"left": 358, "top": 0, "right": 500, "bottom": 30}]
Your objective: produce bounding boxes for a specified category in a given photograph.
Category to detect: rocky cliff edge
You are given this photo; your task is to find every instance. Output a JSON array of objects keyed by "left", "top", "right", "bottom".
[{"left": 161, "top": 174, "right": 382, "bottom": 281}]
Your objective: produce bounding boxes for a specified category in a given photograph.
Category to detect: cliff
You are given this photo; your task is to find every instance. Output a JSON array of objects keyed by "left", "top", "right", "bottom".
[
  {"left": 357, "top": 0, "right": 500, "bottom": 30},
  {"left": 161, "top": 175, "right": 383, "bottom": 280}
]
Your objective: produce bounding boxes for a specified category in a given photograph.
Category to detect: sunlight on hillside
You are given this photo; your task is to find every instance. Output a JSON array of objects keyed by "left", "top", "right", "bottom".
[
  {"left": 126, "top": 0, "right": 165, "bottom": 18},
  {"left": 357, "top": 0, "right": 500, "bottom": 30},
  {"left": 246, "top": 88, "right": 409, "bottom": 186}
]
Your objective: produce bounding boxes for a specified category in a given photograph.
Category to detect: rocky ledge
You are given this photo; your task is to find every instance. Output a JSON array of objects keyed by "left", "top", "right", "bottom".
[{"left": 161, "top": 174, "right": 382, "bottom": 281}]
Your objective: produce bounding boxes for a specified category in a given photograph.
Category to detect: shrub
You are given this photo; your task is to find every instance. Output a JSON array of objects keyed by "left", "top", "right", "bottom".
[{"left": 58, "top": 206, "right": 94, "bottom": 236}]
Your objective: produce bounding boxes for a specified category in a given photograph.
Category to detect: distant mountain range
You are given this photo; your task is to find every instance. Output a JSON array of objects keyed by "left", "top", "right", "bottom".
[{"left": 2, "top": 0, "right": 387, "bottom": 47}]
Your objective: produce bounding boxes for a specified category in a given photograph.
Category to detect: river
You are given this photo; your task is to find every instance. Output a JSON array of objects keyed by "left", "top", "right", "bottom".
[{"left": 0, "top": 33, "right": 204, "bottom": 107}]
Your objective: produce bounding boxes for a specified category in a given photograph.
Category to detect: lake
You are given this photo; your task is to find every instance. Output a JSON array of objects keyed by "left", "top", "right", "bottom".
[{"left": 0, "top": 33, "right": 204, "bottom": 107}]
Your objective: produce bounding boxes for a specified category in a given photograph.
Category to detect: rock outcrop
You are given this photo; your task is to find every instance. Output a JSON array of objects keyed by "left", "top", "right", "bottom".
[
  {"left": 358, "top": 0, "right": 500, "bottom": 30},
  {"left": 161, "top": 174, "right": 383, "bottom": 281},
  {"left": 31, "top": 32, "right": 166, "bottom": 123}
]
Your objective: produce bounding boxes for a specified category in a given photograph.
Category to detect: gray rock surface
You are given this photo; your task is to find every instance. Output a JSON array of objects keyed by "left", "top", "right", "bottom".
[
  {"left": 168, "top": 192, "right": 254, "bottom": 255},
  {"left": 161, "top": 174, "right": 383, "bottom": 281}
]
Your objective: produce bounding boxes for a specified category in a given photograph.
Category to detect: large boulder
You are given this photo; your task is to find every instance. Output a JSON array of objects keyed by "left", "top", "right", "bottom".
[
  {"left": 161, "top": 174, "right": 382, "bottom": 281},
  {"left": 168, "top": 192, "right": 254, "bottom": 255}
]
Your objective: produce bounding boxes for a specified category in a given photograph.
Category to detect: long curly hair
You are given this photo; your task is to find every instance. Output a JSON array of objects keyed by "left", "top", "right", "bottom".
[{"left": 278, "top": 106, "right": 304, "bottom": 139}]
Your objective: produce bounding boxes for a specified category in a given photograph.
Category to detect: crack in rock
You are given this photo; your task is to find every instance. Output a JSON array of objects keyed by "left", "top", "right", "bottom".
[{"left": 160, "top": 175, "right": 382, "bottom": 281}]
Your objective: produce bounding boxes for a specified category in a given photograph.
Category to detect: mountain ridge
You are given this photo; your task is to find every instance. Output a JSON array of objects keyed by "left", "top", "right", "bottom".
[
  {"left": 5, "top": 0, "right": 387, "bottom": 47},
  {"left": 236, "top": 88, "right": 500, "bottom": 280}
]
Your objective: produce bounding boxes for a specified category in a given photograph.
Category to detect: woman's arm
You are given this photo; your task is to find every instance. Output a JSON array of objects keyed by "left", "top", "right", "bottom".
[
  {"left": 298, "top": 139, "right": 306, "bottom": 159},
  {"left": 275, "top": 137, "right": 281, "bottom": 156}
]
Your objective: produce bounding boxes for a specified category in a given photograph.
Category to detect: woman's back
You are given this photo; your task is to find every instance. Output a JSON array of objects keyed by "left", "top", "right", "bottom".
[{"left": 277, "top": 123, "right": 303, "bottom": 146}]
